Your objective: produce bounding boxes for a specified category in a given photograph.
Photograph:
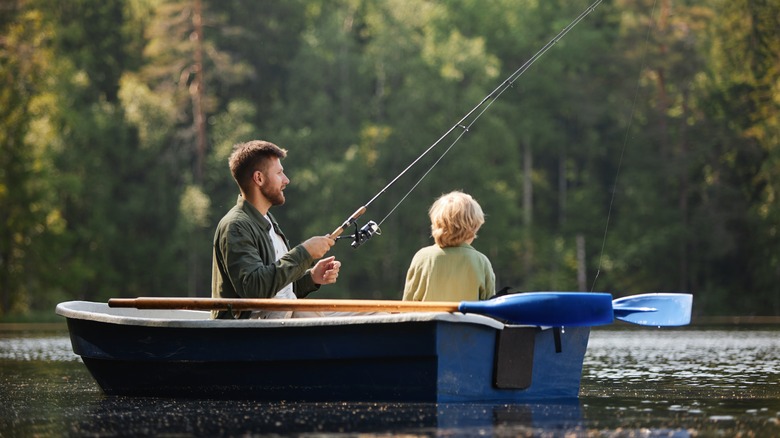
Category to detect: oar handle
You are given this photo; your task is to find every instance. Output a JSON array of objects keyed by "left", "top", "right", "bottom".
[
  {"left": 329, "top": 206, "right": 367, "bottom": 238},
  {"left": 108, "top": 297, "right": 459, "bottom": 313}
]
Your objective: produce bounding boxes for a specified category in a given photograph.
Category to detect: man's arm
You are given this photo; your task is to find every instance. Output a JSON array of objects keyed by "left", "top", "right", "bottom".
[{"left": 223, "top": 224, "right": 314, "bottom": 298}]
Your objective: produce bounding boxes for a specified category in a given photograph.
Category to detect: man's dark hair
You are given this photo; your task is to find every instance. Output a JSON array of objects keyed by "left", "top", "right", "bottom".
[{"left": 229, "top": 140, "right": 288, "bottom": 193}]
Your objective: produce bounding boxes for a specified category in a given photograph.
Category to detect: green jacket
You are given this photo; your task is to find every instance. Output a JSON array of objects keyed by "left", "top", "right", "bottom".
[
  {"left": 211, "top": 197, "right": 319, "bottom": 319},
  {"left": 402, "top": 243, "right": 495, "bottom": 302}
]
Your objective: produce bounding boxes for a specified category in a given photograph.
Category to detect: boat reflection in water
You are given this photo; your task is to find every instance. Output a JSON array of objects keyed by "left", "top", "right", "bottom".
[{"left": 70, "top": 398, "right": 586, "bottom": 436}]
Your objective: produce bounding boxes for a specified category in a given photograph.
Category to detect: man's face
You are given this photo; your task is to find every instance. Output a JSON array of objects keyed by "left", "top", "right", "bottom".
[{"left": 259, "top": 157, "right": 289, "bottom": 206}]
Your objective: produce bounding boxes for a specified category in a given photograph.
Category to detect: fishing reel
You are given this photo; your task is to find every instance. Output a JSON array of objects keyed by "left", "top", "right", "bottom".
[{"left": 337, "top": 220, "right": 381, "bottom": 249}]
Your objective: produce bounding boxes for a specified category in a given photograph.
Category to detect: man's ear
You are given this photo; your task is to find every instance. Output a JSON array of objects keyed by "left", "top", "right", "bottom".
[{"left": 254, "top": 170, "right": 264, "bottom": 186}]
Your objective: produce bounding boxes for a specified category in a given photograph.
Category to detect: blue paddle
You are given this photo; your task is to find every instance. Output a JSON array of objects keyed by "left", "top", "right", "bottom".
[
  {"left": 611, "top": 292, "right": 693, "bottom": 326},
  {"left": 110, "top": 292, "right": 692, "bottom": 327},
  {"left": 457, "top": 292, "right": 692, "bottom": 327}
]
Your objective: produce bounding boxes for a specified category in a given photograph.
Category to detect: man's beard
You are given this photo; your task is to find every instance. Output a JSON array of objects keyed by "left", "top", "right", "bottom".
[{"left": 261, "top": 185, "right": 285, "bottom": 206}]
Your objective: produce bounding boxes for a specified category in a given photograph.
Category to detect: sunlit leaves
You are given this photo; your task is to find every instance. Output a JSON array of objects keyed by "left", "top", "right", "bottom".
[
  {"left": 179, "top": 184, "right": 210, "bottom": 229},
  {"left": 2, "top": 0, "right": 778, "bottom": 315},
  {"left": 118, "top": 74, "right": 177, "bottom": 148}
]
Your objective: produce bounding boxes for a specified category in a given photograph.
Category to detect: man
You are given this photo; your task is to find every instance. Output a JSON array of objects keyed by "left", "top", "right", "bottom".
[{"left": 211, "top": 140, "right": 340, "bottom": 319}]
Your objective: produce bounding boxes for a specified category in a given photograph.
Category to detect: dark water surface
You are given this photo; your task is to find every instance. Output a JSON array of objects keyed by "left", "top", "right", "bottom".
[{"left": 1, "top": 325, "right": 779, "bottom": 437}]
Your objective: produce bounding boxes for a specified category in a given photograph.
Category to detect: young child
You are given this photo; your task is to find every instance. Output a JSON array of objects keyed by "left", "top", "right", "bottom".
[{"left": 403, "top": 191, "right": 495, "bottom": 302}]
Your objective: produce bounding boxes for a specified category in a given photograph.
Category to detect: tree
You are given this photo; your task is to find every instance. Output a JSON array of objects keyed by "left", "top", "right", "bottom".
[
  {"left": 0, "top": 5, "right": 60, "bottom": 314},
  {"left": 692, "top": 0, "right": 780, "bottom": 314}
]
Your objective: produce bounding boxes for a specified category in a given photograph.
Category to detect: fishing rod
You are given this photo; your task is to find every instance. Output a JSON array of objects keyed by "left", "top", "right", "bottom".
[{"left": 331, "top": 0, "right": 604, "bottom": 249}]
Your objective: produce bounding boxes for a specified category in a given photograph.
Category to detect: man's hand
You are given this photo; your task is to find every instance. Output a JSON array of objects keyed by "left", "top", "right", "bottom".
[
  {"left": 311, "top": 256, "right": 341, "bottom": 285},
  {"left": 301, "top": 235, "right": 336, "bottom": 259}
]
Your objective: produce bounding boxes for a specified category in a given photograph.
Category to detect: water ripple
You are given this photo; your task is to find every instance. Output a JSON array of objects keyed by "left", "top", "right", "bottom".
[
  {"left": 583, "top": 328, "right": 780, "bottom": 399},
  {"left": 0, "top": 337, "right": 80, "bottom": 362}
]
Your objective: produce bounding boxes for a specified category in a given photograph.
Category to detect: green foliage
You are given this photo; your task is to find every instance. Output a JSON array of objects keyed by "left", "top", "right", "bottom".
[
  {"left": 1, "top": 0, "right": 778, "bottom": 317},
  {"left": 0, "top": 6, "right": 59, "bottom": 315}
]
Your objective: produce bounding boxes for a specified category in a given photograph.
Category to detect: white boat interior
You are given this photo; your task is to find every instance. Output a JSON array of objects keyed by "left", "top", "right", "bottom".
[{"left": 56, "top": 300, "right": 509, "bottom": 329}]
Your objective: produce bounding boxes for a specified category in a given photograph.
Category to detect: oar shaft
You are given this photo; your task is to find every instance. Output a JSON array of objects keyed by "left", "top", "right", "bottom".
[{"left": 108, "top": 297, "right": 459, "bottom": 313}]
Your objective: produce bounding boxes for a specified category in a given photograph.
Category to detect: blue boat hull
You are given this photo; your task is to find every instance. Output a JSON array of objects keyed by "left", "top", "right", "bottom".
[{"left": 57, "top": 301, "right": 590, "bottom": 402}]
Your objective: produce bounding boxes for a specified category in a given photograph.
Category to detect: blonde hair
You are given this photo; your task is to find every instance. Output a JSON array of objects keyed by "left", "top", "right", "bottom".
[{"left": 429, "top": 191, "right": 485, "bottom": 247}]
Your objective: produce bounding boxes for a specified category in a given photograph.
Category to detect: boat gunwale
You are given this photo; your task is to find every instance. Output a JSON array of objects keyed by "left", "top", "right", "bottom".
[{"left": 55, "top": 300, "right": 508, "bottom": 330}]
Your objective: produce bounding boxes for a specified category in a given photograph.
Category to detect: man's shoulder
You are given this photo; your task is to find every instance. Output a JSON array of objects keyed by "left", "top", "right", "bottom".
[
  {"left": 217, "top": 204, "right": 246, "bottom": 225},
  {"left": 216, "top": 205, "right": 258, "bottom": 235}
]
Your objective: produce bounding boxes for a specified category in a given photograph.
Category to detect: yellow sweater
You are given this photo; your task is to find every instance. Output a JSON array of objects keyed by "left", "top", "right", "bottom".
[{"left": 402, "top": 243, "right": 495, "bottom": 302}]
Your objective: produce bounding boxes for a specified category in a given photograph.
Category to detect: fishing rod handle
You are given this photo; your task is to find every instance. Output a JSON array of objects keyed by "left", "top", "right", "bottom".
[{"left": 329, "top": 206, "right": 367, "bottom": 238}]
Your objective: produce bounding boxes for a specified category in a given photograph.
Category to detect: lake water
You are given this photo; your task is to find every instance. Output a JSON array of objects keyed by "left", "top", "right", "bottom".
[{"left": 1, "top": 325, "right": 779, "bottom": 436}]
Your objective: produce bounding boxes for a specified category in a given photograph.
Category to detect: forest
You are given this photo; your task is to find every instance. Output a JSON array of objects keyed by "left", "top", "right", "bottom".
[{"left": 1, "top": 0, "right": 778, "bottom": 318}]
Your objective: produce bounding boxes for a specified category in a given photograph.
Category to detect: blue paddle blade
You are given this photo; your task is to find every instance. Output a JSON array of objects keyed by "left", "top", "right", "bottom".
[
  {"left": 612, "top": 293, "right": 692, "bottom": 326},
  {"left": 458, "top": 292, "right": 615, "bottom": 326}
]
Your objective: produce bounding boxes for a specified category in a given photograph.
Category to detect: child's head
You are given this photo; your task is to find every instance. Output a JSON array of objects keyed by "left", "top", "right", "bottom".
[{"left": 429, "top": 191, "right": 485, "bottom": 247}]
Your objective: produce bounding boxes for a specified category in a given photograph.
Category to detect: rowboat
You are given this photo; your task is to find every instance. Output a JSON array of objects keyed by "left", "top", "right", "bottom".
[{"left": 56, "top": 292, "right": 692, "bottom": 402}]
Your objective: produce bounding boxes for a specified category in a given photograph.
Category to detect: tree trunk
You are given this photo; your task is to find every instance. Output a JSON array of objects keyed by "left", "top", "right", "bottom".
[
  {"left": 522, "top": 138, "right": 533, "bottom": 280},
  {"left": 191, "top": 0, "right": 206, "bottom": 184},
  {"left": 189, "top": 0, "right": 206, "bottom": 297},
  {"left": 576, "top": 234, "right": 586, "bottom": 292},
  {"left": 678, "top": 91, "right": 690, "bottom": 291}
]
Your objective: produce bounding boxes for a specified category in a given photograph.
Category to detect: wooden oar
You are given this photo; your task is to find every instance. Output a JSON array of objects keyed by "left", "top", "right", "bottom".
[
  {"left": 109, "top": 297, "right": 460, "bottom": 313},
  {"left": 108, "top": 292, "right": 692, "bottom": 327},
  {"left": 108, "top": 293, "right": 614, "bottom": 326}
]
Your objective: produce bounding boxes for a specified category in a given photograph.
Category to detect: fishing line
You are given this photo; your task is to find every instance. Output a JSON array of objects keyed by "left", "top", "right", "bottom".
[
  {"left": 376, "top": 124, "right": 468, "bottom": 227},
  {"left": 332, "top": 0, "right": 604, "bottom": 248},
  {"left": 590, "top": 0, "right": 659, "bottom": 291}
]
